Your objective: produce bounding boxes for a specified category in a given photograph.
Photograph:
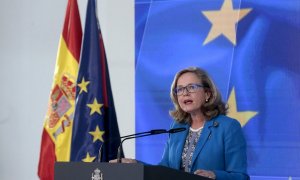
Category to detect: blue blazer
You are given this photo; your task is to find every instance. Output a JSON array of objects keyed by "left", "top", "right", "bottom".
[{"left": 159, "top": 115, "right": 249, "bottom": 180}]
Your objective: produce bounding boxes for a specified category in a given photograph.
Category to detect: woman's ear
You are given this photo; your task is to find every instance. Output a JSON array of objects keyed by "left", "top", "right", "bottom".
[{"left": 205, "top": 91, "right": 212, "bottom": 101}]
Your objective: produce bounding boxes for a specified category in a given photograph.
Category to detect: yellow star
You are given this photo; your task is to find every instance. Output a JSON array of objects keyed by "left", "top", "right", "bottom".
[
  {"left": 77, "top": 77, "right": 90, "bottom": 94},
  {"left": 202, "top": 0, "right": 251, "bottom": 45},
  {"left": 82, "top": 152, "right": 96, "bottom": 162},
  {"left": 87, "top": 98, "right": 103, "bottom": 115},
  {"left": 227, "top": 87, "right": 258, "bottom": 127},
  {"left": 89, "top": 126, "right": 105, "bottom": 142}
]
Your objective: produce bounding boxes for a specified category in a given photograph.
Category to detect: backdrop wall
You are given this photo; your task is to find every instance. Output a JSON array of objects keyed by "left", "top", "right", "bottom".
[{"left": 135, "top": 0, "right": 300, "bottom": 179}]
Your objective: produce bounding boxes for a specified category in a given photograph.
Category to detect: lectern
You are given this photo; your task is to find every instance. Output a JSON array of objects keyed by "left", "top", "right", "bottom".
[{"left": 55, "top": 162, "right": 211, "bottom": 180}]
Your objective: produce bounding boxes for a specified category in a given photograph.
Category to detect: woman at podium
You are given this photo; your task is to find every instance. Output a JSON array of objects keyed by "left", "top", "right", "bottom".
[
  {"left": 158, "top": 67, "right": 249, "bottom": 179},
  {"left": 111, "top": 67, "right": 249, "bottom": 180}
]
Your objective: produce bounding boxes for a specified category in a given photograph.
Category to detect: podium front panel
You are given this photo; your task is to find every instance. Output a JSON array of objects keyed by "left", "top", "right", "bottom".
[
  {"left": 55, "top": 162, "right": 211, "bottom": 180},
  {"left": 55, "top": 162, "right": 143, "bottom": 180}
]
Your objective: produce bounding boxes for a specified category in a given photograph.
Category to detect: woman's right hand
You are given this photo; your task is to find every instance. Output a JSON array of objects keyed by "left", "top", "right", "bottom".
[{"left": 109, "top": 158, "right": 137, "bottom": 163}]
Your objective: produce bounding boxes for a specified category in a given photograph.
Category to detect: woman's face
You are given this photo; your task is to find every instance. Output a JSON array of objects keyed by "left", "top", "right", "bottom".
[{"left": 176, "top": 72, "right": 209, "bottom": 114}]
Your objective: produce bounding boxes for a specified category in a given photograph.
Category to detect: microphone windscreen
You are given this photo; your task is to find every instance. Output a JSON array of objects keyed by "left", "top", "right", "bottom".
[
  {"left": 168, "top": 128, "right": 186, "bottom": 133},
  {"left": 150, "top": 129, "right": 167, "bottom": 134}
]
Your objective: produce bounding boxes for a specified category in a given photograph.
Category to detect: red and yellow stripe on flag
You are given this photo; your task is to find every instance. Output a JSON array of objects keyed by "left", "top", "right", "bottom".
[{"left": 38, "top": 0, "right": 82, "bottom": 179}]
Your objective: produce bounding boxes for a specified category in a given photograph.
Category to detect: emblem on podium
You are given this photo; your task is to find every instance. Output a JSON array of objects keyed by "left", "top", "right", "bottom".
[{"left": 91, "top": 168, "right": 103, "bottom": 180}]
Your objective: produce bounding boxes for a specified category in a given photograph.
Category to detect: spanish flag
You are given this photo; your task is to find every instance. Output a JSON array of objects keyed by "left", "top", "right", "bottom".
[{"left": 38, "top": 0, "right": 82, "bottom": 179}]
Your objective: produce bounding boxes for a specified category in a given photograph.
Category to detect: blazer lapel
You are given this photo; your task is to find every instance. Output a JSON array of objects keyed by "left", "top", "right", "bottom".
[
  {"left": 174, "top": 124, "right": 189, "bottom": 169},
  {"left": 191, "top": 120, "right": 214, "bottom": 167}
]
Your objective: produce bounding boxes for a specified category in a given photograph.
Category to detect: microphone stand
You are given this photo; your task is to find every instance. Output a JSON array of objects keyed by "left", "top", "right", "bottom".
[
  {"left": 117, "top": 130, "right": 168, "bottom": 163},
  {"left": 97, "top": 143, "right": 103, "bottom": 162},
  {"left": 110, "top": 128, "right": 186, "bottom": 163}
]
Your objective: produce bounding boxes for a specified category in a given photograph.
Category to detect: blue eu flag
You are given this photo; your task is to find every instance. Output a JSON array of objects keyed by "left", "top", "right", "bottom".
[
  {"left": 135, "top": 0, "right": 300, "bottom": 178},
  {"left": 71, "top": 0, "right": 121, "bottom": 162}
]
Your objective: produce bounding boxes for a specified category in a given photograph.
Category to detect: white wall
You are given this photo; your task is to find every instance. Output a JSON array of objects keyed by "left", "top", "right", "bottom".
[{"left": 0, "top": 0, "right": 134, "bottom": 179}]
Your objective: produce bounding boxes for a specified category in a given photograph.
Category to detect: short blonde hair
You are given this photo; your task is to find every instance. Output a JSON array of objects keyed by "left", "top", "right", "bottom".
[{"left": 169, "top": 67, "right": 227, "bottom": 123}]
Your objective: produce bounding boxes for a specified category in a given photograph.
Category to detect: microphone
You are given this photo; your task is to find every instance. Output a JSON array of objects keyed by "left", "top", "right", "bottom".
[
  {"left": 168, "top": 127, "right": 186, "bottom": 133},
  {"left": 120, "top": 129, "right": 167, "bottom": 139},
  {"left": 116, "top": 127, "right": 186, "bottom": 163}
]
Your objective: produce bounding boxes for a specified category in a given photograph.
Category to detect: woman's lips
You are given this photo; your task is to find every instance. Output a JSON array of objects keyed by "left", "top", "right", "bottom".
[{"left": 184, "top": 99, "right": 193, "bottom": 104}]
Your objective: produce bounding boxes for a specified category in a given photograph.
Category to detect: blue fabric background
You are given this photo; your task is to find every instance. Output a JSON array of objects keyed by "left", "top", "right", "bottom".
[{"left": 135, "top": 0, "right": 300, "bottom": 178}]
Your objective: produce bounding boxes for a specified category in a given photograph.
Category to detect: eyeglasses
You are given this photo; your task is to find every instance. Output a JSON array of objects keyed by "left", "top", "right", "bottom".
[{"left": 173, "top": 83, "right": 205, "bottom": 96}]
